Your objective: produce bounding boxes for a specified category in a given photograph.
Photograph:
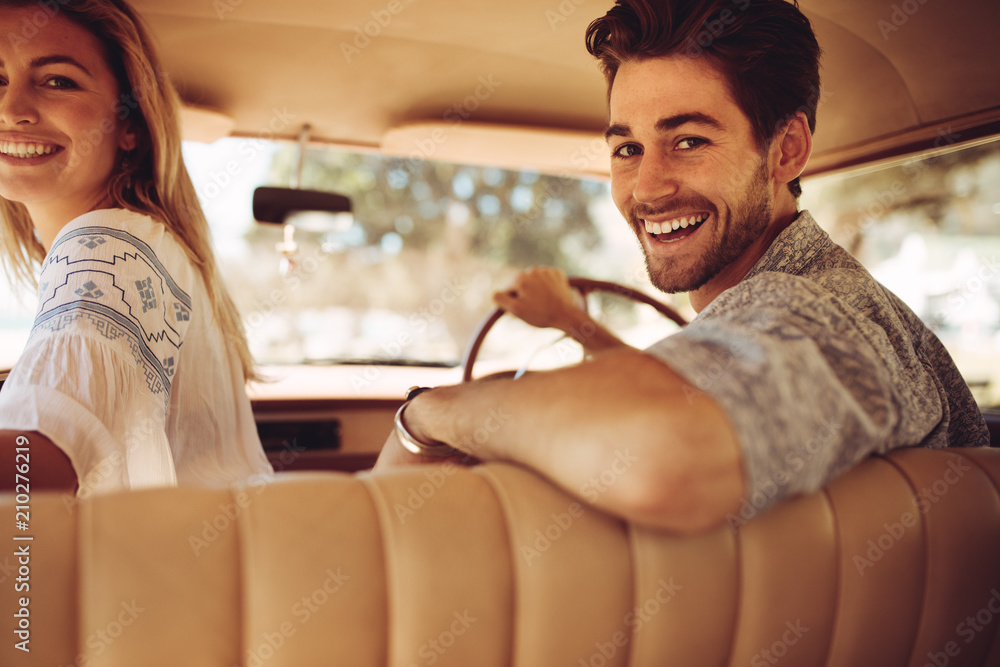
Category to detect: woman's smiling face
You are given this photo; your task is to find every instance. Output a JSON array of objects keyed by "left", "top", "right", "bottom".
[{"left": 0, "top": 7, "right": 135, "bottom": 235}]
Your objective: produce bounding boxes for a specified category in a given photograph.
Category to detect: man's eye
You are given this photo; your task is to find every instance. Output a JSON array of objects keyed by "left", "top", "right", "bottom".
[
  {"left": 612, "top": 143, "right": 642, "bottom": 159},
  {"left": 676, "top": 137, "right": 707, "bottom": 150}
]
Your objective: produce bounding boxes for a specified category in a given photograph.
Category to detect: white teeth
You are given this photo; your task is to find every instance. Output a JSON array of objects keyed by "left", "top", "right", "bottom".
[
  {"left": 0, "top": 141, "right": 57, "bottom": 158},
  {"left": 645, "top": 214, "right": 708, "bottom": 237}
]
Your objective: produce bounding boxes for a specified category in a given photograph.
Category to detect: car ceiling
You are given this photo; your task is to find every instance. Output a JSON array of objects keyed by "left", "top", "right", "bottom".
[{"left": 132, "top": 0, "right": 1000, "bottom": 178}]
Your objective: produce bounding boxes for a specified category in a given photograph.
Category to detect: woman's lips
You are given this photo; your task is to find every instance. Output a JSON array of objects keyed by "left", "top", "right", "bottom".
[{"left": 0, "top": 140, "right": 61, "bottom": 158}]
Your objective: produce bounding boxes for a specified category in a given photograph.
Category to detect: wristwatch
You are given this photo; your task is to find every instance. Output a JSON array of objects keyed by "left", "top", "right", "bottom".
[{"left": 393, "top": 386, "right": 458, "bottom": 457}]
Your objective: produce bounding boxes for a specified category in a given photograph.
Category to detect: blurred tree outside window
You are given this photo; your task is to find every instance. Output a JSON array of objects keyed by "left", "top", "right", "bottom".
[
  {"left": 801, "top": 135, "right": 1000, "bottom": 408},
  {"left": 1, "top": 135, "right": 997, "bottom": 409}
]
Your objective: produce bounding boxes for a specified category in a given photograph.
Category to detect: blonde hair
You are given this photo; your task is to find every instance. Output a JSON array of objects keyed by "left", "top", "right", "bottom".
[{"left": 0, "top": 0, "right": 257, "bottom": 381}]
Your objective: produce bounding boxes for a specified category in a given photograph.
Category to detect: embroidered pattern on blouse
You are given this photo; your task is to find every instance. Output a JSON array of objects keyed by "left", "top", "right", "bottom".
[{"left": 33, "top": 226, "right": 192, "bottom": 399}]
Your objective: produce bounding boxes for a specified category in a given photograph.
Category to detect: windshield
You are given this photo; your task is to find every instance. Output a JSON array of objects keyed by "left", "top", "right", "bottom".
[
  {"left": 1, "top": 135, "right": 998, "bottom": 407},
  {"left": 183, "top": 139, "right": 679, "bottom": 371}
]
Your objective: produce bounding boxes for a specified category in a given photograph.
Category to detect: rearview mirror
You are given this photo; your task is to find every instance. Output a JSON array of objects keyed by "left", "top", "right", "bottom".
[{"left": 252, "top": 186, "right": 352, "bottom": 225}]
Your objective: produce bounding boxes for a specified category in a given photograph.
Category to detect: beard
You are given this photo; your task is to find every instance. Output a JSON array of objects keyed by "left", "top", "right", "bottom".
[{"left": 635, "top": 158, "right": 774, "bottom": 294}]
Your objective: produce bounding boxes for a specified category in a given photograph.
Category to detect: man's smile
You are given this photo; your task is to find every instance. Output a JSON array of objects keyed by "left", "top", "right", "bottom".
[{"left": 642, "top": 213, "right": 710, "bottom": 243}]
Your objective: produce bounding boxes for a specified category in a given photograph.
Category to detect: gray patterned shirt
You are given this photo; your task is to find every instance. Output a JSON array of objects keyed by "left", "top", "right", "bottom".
[{"left": 646, "top": 211, "right": 988, "bottom": 514}]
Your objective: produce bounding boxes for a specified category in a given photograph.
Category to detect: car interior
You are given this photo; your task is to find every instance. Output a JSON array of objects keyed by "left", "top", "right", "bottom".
[{"left": 1, "top": 0, "right": 999, "bottom": 664}]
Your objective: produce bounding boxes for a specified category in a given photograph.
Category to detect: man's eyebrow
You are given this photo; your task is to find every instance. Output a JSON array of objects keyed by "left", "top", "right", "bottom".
[
  {"left": 604, "top": 123, "right": 631, "bottom": 141},
  {"left": 604, "top": 112, "right": 726, "bottom": 141},
  {"left": 656, "top": 112, "right": 726, "bottom": 133},
  {"left": 29, "top": 55, "right": 93, "bottom": 77}
]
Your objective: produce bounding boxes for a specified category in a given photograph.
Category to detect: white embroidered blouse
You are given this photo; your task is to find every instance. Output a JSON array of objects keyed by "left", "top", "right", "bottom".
[{"left": 0, "top": 208, "right": 273, "bottom": 495}]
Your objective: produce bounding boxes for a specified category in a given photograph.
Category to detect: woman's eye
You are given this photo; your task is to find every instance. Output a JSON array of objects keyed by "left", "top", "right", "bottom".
[
  {"left": 676, "top": 137, "right": 707, "bottom": 150},
  {"left": 44, "top": 76, "right": 79, "bottom": 89}
]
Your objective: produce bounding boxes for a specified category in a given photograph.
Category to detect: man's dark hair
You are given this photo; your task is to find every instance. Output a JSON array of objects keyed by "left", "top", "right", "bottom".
[{"left": 586, "top": 0, "right": 821, "bottom": 198}]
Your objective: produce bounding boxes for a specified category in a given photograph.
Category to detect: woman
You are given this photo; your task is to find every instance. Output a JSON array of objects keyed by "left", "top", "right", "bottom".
[{"left": 0, "top": 0, "right": 272, "bottom": 494}]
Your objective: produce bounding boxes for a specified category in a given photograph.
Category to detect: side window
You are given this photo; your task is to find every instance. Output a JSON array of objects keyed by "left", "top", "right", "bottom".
[{"left": 801, "top": 136, "right": 1000, "bottom": 409}]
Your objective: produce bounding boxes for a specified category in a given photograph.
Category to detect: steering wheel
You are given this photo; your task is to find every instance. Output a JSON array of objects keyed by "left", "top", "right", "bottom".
[{"left": 460, "top": 277, "right": 687, "bottom": 382}]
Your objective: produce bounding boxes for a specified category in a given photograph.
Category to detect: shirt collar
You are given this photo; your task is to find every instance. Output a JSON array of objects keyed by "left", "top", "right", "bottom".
[{"left": 744, "top": 210, "right": 832, "bottom": 281}]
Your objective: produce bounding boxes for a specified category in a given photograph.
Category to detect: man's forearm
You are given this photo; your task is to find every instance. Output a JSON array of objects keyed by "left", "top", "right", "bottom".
[
  {"left": 551, "top": 307, "right": 630, "bottom": 357},
  {"left": 404, "top": 349, "right": 745, "bottom": 532}
]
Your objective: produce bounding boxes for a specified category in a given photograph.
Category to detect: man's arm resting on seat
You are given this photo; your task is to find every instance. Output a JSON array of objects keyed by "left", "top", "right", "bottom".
[
  {"left": 1, "top": 430, "right": 79, "bottom": 493},
  {"left": 389, "top": 349, "right": 745, "bottom": 533}
]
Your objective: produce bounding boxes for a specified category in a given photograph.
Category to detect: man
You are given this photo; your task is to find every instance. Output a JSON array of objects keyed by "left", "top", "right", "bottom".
[{"left": 374, "top": 0, "right": 988, "bottom": 532}]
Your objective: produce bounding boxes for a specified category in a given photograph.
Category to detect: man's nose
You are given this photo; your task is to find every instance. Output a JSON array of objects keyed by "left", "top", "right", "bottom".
[{"left": 632, "top": 149, "right": 680, "bottom": 204}]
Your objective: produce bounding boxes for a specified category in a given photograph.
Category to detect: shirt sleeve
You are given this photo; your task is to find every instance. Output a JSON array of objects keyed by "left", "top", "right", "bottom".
[
  {"left": 645, "top": 272, "right": 947, "bottom": 515},
  {"left": 0, "top": 223, "right": 192, "bottom": 495}
]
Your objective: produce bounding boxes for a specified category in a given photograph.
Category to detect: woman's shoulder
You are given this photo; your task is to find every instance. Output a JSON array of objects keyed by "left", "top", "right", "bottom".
[
  {"left": 48, "top": 208, "right": 192, "bottom": 269},
  {"left": 43, "top": 208, "right": 198, "bottom": 299},
  {"left": 51, "top": 208, "right": 170, "bottom": 251}
]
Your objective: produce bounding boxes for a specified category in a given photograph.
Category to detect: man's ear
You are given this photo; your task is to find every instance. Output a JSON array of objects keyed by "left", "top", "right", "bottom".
[{"left": 771, "top": 111, "right": 812, "bottom": 186}]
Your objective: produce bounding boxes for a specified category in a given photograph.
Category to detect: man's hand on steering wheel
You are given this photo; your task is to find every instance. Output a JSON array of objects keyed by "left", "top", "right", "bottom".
[
  {"left": 493, "top": 267, "right": 629, "bottom": 357},
  {"left": 493, "top": 267, "right": 586, "bottom": 331}
]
